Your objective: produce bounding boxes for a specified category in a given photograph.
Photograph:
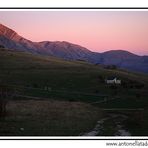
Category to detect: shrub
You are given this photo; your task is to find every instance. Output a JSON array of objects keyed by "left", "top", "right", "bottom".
[{"left": 0, "top": 45, "right": 5, "bottom": 48}]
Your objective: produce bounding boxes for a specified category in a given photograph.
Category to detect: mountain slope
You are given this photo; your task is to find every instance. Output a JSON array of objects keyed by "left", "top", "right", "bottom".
[
  {"left": 0, "top": 23, "right": 98, "bottom": 62},
  {"left": 1, "top": 47, "right": 148, "bottom": 91},
  {"left": 100, "top": 50, "right": 148, "bottom": 73},
  {"left": 0, "top": 47, "right": 148, "bottom": 108}
]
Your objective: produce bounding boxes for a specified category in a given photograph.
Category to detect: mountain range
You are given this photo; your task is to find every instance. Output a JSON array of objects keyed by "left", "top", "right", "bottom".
[{"left": 0, "top": 23, "right": 148, "bottom": 73}]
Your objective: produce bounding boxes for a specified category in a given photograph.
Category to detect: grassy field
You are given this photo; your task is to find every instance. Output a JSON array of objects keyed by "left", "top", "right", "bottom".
[
  {"left": 0, "top": 48, "right": 148, "bottom": 136},
  {"left": 0, "top": 98, "right": 102, "bottom": 136},
  {"left": 0, "top": 48, "right": 148, "bottom": 102}
]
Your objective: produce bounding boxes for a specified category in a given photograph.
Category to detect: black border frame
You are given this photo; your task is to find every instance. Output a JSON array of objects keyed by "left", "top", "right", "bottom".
[
  {"left": 0, "top": 7, "right": 148, "bottom": 140},
  {"left": 0, "top": 7, "right": 148, "bottom": 9}
]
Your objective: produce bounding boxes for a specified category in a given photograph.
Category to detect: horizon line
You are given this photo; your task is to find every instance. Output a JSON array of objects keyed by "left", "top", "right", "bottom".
[{"left": 0, "top": 22, "right": 148, "bottom": 57}]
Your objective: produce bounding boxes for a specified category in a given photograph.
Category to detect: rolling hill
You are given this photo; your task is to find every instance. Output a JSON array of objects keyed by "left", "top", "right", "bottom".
[
  {"left": 100, "top": 50, "right": 148, "bottom": 73},
  {"left": 0, "top": 47, "right": 148, "bottom": 103},
  {"left": 0, "top": 47, "right": 148, "bottom": 136}
]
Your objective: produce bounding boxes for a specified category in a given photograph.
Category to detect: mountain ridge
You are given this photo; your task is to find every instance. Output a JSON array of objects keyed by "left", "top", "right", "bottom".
[{"left": 0, "top": 23, "right": 148, "bottom": 73}]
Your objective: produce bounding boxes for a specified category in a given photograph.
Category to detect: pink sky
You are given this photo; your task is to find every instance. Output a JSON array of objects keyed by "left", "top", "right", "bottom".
[{"left": 0, "top": 11, "right": 148, "bottom": 55}]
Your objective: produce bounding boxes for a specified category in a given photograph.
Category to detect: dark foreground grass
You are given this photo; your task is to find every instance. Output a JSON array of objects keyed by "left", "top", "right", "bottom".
[
  {"left": 0, "top": 99, "right": 102, "bottom": 136},
  {"left": 124, "top": 108, "right": 148, "bottom": 136}
]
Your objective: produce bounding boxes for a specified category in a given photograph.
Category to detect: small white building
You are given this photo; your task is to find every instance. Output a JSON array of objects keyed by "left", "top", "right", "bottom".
[{"left": 105, "top": 77, "right": 121, "bottom": 84}]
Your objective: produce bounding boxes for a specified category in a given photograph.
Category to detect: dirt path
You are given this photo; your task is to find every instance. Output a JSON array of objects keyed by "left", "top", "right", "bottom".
[{"left": 81, "top": 113, "right": 131, "bottom": 136}]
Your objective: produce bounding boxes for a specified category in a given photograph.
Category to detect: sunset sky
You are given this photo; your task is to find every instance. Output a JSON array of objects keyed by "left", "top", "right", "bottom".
[{"left": 0, "top": 11, "right": 148, "bottom": 55}]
